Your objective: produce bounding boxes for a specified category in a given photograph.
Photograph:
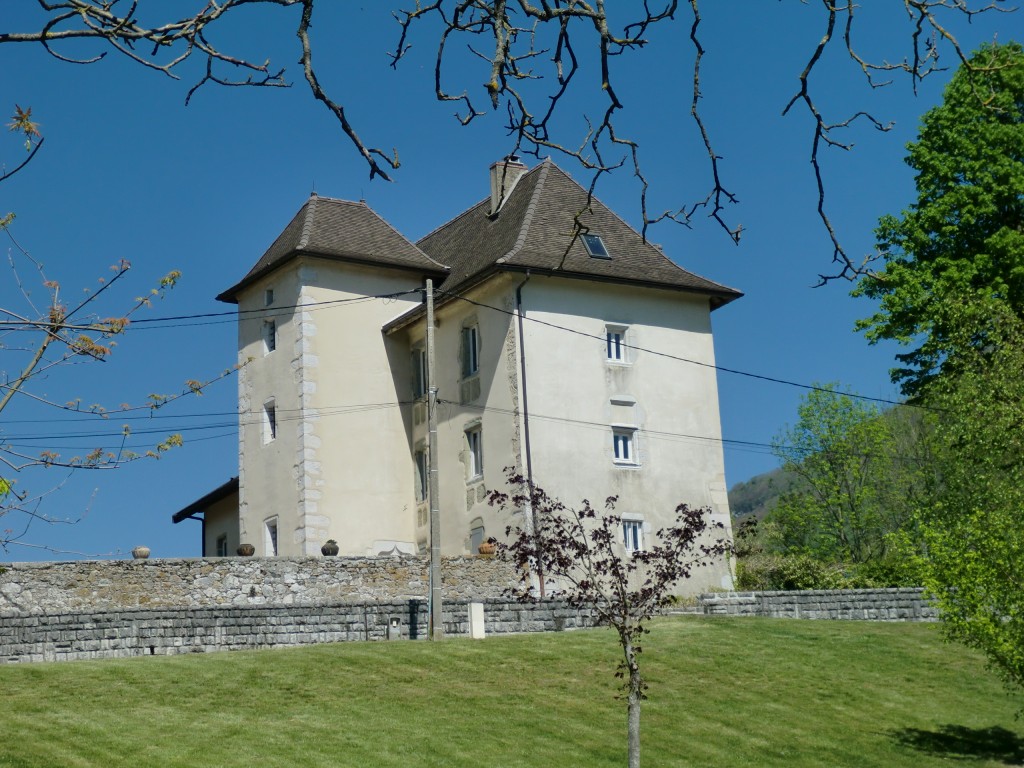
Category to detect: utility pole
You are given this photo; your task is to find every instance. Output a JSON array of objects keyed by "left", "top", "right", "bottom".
[{"left": 426, "top": 278, "right": 443, "bottom": 640}]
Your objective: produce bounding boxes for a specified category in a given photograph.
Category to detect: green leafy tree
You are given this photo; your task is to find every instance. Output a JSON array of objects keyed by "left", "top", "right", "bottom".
[
  {"left": 769, "top": 386, "right": 902, "bottom": 563},
  {"left": 916, "top": 299, "right": 1024, "bottom": 701},
  {"left": 855, "top": 42, "right": 1024, "bottom": 396}
]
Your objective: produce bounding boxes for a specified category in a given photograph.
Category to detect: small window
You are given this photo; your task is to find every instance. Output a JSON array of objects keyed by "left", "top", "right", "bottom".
[
  {"left": 613, "top": 427, "right": 637, "bottom": 465},
  {"left": 265, "top": 517, "right": 279, "bottom": 556},
  {"left": 263, "top": 399, "right": 277, "bottom": 444},
  {"left": 263, "top": 319, "right": 277, "bottom": 355},
  {"left": 264, "top": 287, "right": 275, "bottom": 306},
  {"left": 412, "top": 346, "right": 427, "bottom": 398},
  {"left": 581, "top": 233, "right": 611, "bottom": 259},
  {"left": 465, "top": 426, "right": 483, "bottom": 480},
  {"left": 606, "top": 324, "right": 628, "bottom": 363},
  {"left": 216, "top": 534, "right": 229, "bottom": 558},
  {"left": 623, "top": 520, "right": 644, "bottom": 553},
  {"left": 415, "top": 447, "right": 428, "bottom": 502},
  {"left": 461, "top": 325, "right": 479, "bottom": 378}
]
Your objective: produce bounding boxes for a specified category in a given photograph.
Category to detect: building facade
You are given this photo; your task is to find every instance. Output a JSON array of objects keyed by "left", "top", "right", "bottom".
[{"left": 173, "top": 158, "right": 742, "bottom": 593}]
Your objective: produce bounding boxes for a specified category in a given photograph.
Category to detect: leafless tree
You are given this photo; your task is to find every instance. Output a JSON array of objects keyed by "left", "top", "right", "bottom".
[{"left": 0, "top": 2, "right": 1011, "bottom": 278}]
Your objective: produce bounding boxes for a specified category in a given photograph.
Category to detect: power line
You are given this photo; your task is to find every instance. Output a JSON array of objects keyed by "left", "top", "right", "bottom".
[{"left": 438, "top": 289, "right": 920, "bottom": 410}]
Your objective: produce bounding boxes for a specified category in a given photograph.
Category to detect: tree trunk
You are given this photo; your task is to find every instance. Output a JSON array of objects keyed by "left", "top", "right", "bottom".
[{"left": 625, "top": 641, "right": 642, "bottom": 768}]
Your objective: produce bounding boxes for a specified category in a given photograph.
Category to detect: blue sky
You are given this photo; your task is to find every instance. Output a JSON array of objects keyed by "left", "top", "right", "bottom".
[{"left": 0, "top": 3, "right": 1013, "bottom": 560}]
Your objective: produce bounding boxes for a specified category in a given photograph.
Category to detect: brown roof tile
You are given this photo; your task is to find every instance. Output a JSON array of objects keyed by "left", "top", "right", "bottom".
[
  {"left": 417, "top": 159, "right": 742, "bottom": 306},
  {"left": 217, "top": 195, "right": 447, "bottom": 303}
]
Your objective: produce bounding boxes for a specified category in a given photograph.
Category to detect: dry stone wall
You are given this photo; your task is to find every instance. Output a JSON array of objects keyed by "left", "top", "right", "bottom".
[
  {"left": 0, "top": 599, "right": 594, "bottom": 663},
  {"left": 0, "top": 555, "right": 516, "bottom": 615},
  {"left": 697, "top": 588, "right": 937, "bottom": 621}
]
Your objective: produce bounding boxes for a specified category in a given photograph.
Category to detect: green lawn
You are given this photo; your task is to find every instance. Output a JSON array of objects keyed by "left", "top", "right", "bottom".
[{"left": 0, "top": 617, "right": 1020, "bottom": 767}]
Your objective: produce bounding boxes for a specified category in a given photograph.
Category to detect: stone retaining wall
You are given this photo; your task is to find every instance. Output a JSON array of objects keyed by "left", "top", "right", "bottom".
[
  {"left": 0, "top": 555, "right": 516, "bottom": 615},
  {"left": 697, "top": 588, "right": 937, "bottom": 621},
  {"left": 0, "top": 599, "right": 593, "bottom": 663}
]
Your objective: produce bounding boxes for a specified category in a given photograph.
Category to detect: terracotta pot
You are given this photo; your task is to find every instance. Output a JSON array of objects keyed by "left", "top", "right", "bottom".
[
  {"left": 131, "top": 545, "right": 150, "bottom": 560},
  {"left": 236, "top": 543, "right": 255, "bottom": 557},
  {"left": 478, "top": 541, "right": 496, "bottom": 556}
]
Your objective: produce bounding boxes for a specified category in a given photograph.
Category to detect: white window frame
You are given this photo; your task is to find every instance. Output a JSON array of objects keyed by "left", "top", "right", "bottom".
[
  {"left": 622, "top": 519, "right": 644, "bottom": 553},
  {"left": 461, "top": 324, "right": 480, "bottom": 379},
  {"left": 263, "top": 319, "right": 277, "bottom": 355},
  {"left": 465, "top": 425, "right": 483, "bottom": 480},
  {"left": 412, "top": 346, "right": 427, "bottom": 399},
  {"left": 264, "top": 517, "right": 279, "bottom": 556},
  {"left": 215, "top": 534, "right": 229, "bottom": 557},
  {"left": 414, "top": 446, "right": 428, "bottom": 502},
  {"left": 263, "top": 399, "right": 277, "bottom": 444},
  {"left": 612, "top": 426, "right": 638, "bottom": 466},
  {"left": 606, "top": 324, "right": 629, "bottom": 364}
]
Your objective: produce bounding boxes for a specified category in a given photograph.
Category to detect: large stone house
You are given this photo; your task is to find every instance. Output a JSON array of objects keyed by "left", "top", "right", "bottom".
[{"left": 173, "top": 158, "right": 742, "bottom": 592}]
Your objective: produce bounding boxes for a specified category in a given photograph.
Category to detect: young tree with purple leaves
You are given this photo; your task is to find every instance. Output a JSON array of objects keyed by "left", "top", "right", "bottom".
[{"left": 489, "top": 472, "right": 730, "bottom": 768}]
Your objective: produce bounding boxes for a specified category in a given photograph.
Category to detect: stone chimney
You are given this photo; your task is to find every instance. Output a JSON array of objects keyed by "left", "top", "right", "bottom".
[{"left": 489, "top": 155, "right": 527, "bottom": 215}]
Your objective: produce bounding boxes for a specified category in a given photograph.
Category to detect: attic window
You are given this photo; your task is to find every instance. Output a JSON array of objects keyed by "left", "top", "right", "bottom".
[{"left": 581, "top": 233, "right": 611, "bottom": 259}]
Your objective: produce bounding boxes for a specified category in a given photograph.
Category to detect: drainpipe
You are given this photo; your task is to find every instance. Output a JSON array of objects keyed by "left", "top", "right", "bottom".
[{"left": 515, "top": 273, "right": 544, "bottom": 597}]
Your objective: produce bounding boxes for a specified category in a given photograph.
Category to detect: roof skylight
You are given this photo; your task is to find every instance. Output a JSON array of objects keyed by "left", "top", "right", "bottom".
[{"left": 581, "top": 233, "right": 611, "bottom": 259}]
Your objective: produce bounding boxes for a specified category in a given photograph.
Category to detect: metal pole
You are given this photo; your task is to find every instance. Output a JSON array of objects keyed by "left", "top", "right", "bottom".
[{"left": 426, "top": 279, "right": 443, "bottom": 640}]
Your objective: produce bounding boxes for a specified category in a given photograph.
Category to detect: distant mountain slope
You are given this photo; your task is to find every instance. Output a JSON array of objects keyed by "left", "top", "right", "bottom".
[{"left": 728, "top": 466, "right": 798, "bottom": 520}]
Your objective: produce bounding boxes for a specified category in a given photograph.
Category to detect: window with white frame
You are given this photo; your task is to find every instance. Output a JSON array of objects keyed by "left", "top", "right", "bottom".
[
  {"left": 461, "top": 324, "right": 480, "bottom": 379},
  {"left": 612, "top": 426, "right": 637, "bottom": 465},
  {"left": 216, "top": 534, "right": 228, "bottom": 557},
  {"left": 412, "top": 346, "right": 427, "bottom": 398},
  {"left": 414, "top": 447, "right": 428, "bottom": 502},
  {"left": 622, "top": 519, "right": 644, "bottom": 553},
  {"left": 465, "top": 426, "right": 483, "bottom": 480},
  {"left": 264, "top": 517, "right": 279, "bottom": 556},
  {"left": 606, "top": 324, "right": 629, "bottom": 363},
  {"left": 263, "top": 399, "right": 277, "bottom": 444},
  {"left": 263, "top": 319, "right": 277, "bottom": 355}
]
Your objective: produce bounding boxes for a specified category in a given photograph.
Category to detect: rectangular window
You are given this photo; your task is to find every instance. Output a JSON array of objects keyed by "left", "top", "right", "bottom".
[
  {"left": 216, "top": 534, "right": 228, "bottom": 557},
  {"left": 415, "top": 447, "right": 428, "bottom": 502},
  {"left": 263, "top": 399, "right": 277, "bottom": 444},
  {"left": 264, "top": 287, "right": 274, "bottom": 306},
  {"left": 412, "top": 347, "right": 427, "bottom": 398},
  {"left": 263, "top": 319, "right": 277, "bottom": 355},
  {"left": 613, "top": 427, "right": 637, "bottom": 465},
  {"left": 623, "top": 520, "right": 644, "bottom": 553},
  {"left": 461, "top": 325, "right": 479, "bottom": 378},
  {"left": 606, "top": 324, "right": 628, "bottom": 363},
  {"left": 466, "top": 426, "right": 483, "bottom": 480},
  {"left": 582, "top": 233, "right": 611, "bottom": 259},
  {"left": 265, "top": 518, "right": 279, "bottom": 556}
]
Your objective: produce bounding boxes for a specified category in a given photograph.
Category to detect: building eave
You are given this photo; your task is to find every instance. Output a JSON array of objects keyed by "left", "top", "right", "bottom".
[{"left": 171, "top": 477, "right": 239, "bottom": 524}]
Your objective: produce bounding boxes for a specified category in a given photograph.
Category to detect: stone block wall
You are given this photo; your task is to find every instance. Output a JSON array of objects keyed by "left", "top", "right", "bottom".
[
  {"left": 0, "top": 555, "right": 517, "bottom": 615},
  {"left": 697, "top": 588, "right": 937, "bottom": 621},
  {"left": 0, "top": 599, "right": 594, "bottom": 663}
]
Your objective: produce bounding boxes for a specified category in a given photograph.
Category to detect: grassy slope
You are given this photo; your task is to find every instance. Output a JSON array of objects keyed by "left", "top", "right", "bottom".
[{"left": 0, "top": 617, "right": 1020, "bottom": 767}]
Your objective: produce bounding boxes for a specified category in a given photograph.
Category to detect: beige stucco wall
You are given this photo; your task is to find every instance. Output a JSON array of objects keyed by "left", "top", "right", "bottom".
[
  {"left": 515, "top": 276, "right": 735, "bottom": 593},
  {"left": 402, "top": 274, "right": 525, "bottom": 557},
  {"left": 233, "top": 260, "right": 733, "bottom": 594},
  {"left": 235, "top": 258, "right": 424, "bottom": 557},
  {"left": 202, "top": 491, "right": 240, "bottom": 557}
]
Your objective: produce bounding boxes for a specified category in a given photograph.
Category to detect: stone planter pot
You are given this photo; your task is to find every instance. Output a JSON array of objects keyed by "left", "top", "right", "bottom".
[
  {"left": 321, "top": 540, "right": 340, "bottom": 556},
  {"left": 237, "top": 543, "right": 255, "bottom": 557},
  {"left": 131, "top": 545, "right": 151, "bottom": 560}
]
